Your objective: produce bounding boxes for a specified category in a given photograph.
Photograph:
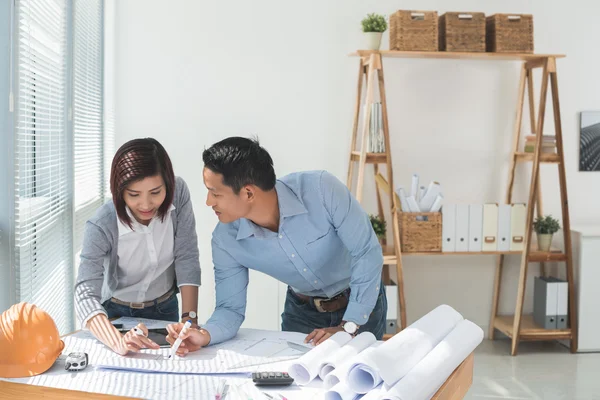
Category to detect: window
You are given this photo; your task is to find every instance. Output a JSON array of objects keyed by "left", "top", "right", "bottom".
[
  {"left": 14, "top": 0, "right": 72, "bottom": 333},
  {"left": 73, "top": 0, "right": 104, "bottom": 250},
  {"left": 5, "top": 0, "right": 107, "bottom": 334}
]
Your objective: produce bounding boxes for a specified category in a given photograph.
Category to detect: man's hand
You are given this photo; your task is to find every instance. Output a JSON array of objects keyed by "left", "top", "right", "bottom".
[
  {"left": 166, "top": 322, "right": 211, "bottom": 356},
  {"left": 304, "top": 326, "right": 344, "bottom": 346},
  {"left": 181, "top": 318, "right": 199, "bottom": 329}
]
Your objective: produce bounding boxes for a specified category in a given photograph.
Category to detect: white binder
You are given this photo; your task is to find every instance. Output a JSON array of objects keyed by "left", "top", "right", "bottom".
[
  {"left": 455, "top": 204, "right": 470, "bottom": 252},
  {"left": 442, "top": 204, "right": 456, "bottom": 252},
  {"left": 497, "top": 204, "right": 512, "bottom": 251},
  {"left": 510, "top": 203, "right": 527, "bottom": 251},
  {"left": 468, "top": 204, "right": 483, "bottom": 252},
  {"left": 482, "top": 203, "right": 499, "bottom": 251},
  {"left": 385, "top": 285, "right": 399, "bottom": 320}
]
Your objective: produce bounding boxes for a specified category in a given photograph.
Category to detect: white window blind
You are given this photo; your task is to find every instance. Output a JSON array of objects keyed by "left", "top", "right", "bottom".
[
  {"left": 14, "top": 0, "right": 73, "bottom": 333},
  {"left": 73, "top": 0, "right": 104, "bottom": 250}
]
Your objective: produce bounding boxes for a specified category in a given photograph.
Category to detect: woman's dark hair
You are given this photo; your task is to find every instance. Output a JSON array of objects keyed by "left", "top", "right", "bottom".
[
  {"left": 202, "top": 136, "right": 276, "bottom": 193},
  {"left": 110, "top": 138, "right": 175, "bottom": 228}
]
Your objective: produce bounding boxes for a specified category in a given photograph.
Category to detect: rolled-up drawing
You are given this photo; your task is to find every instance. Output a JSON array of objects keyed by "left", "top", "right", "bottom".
[
  {"left": 345, "top": 343, "right": 384, "bottom": 394},
  {"left": 418, "top": 186, "right": 427, "bottom": 202},
  {"left": 429, "top": 194, "right": 444, "bottom": 212},
  {"left": 406, "top": 196, "right": 421, "bottom": 213},
  {"left": 287, "top": 331, "right": 352, "bottom": 385},
  {"left": 324, "top": 381, "right": 360, "bottom": 400},
  {"left": 410, "top": 174, "right": 419, "bottom": 199},
  {"left": 347, "top": 304, "right": 463, "bottom": 393},
  {"left": 357, "top": 382, "right": 388, "bottom": 400},
  {"left": 381, "top": 319, "right": 484, "bottom": 400},
  {"left": 419, "top": 181, "right": 442, "bottom": 212},
  {"left": 396, "top": 187, "right": 410, "bottom": 212},
  {"left": 319, "top": 331, "right": 376, "bottom": 380},
  {"left": 322, "top": 334, "right": 378, "bottom": 389}
]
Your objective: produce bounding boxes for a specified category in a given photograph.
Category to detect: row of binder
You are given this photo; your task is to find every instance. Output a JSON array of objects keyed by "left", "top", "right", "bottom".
[
  {"left": 442, "top": 203, "right": 526, "bottom": 252},
  {"left": 533, "top": 276, "right": 568, "bottom": 329}
]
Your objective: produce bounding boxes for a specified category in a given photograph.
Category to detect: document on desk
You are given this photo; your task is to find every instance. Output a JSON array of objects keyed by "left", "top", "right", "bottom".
[
  {"left": 95, "top": 328, "right": 312, "bottom": 374},
  {"left": 4, "top": 328, "right": 317, "bottom": 400}
]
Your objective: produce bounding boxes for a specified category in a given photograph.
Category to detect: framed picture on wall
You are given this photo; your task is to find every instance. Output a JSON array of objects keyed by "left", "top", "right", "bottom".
[{"left": 579, "top": 111, "right": 600, "bottom": 171}]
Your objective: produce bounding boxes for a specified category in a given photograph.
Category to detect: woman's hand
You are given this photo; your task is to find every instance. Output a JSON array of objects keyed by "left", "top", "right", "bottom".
[
  {"left": 166, "top": 322, "right": 211, "bottom": 356},
  {"left": 116, "top": 323, "right": 160, "bottom": 355}
]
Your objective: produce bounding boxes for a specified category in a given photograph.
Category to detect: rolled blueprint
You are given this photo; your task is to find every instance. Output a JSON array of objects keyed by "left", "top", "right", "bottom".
[
  {"left": 319, "top": 331, "right": 376, "bottom": 380},
  {"left": 347, "top": 304, "right": 463, "bottom": 392},
  {"left": 324, "top": 340, "right": 381, "bottom": 389},
  {"left": 345, "top": 343, "right": 385, "bottom": 394},
  {"left": 287, "top": 331, "right": 352, "bottom": 385},
  {"left": 324, "top": 381, "right": 360, "bottom": 400},
  {"left": 381, "top": 319, "right": 484, "bottom": 400},
  {"left": 410, "top": 174, "right": 419, "bottom": 199},
  {"left": 396, "top": 187, "right": 410, "bottom": 212}
]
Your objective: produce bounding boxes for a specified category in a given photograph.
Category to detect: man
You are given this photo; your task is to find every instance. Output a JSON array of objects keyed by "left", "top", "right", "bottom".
[{"left": 166, "top": 137, "right": 386, "bottom": 354}]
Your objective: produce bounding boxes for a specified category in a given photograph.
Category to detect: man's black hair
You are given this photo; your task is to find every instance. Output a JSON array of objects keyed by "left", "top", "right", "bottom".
[{"left": 202, "top": 136, "right": 276, "bottom": 193}]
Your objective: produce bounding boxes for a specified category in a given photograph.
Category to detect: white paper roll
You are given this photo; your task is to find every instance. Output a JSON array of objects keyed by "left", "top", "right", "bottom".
[
  {"left": 324, "top": 340, "right": 381, "bottom": 390},
  {"left": 358, "top": 382, "right": 387, "bottom": 400},
  {"left": 346, "top": 344, "right": 384, "bottom": 394},
  {"left": 287, "top": 331, "right": 352, "bottom": 385},
  {"left": 324, "top": 381, "right": 360, "bottom": 400},
  {"left": 381, "top": 319, "right": 483, "bottom": 400},
  {"left": 348, "top": 304, "right": 463, "bottom": 392},
  {"left": 319, "top": 332, "right": 376, "bottom": 380}
]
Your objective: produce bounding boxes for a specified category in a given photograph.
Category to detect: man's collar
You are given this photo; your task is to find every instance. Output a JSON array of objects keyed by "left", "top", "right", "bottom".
[{"left": 235, "top": 181, "right": 307, "bottom": 240}]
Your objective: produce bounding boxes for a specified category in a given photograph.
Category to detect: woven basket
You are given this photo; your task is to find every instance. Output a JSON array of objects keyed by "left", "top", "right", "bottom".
[
  {"left": 399, "top": 212, "right": 442, "bottom": 252},
  {"left": 486, "top": 14, "right": 534, "bottom": 53},
  {"left": 439, "top": 12, "right": 486, "bottom": 52},
  {"left": 390, "top": 10, "right": 438, "bottom": 51}
]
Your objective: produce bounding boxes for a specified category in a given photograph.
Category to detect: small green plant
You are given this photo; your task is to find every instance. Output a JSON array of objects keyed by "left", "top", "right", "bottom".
[
  {"left": 361, "top": 13, "right": 388, "bottom": 33},
  {"left": 370, "top": 214, "right": 387, "bottom": 239},
  {"left": 533, "top": 215, "right": 561, "bottom": 234}
]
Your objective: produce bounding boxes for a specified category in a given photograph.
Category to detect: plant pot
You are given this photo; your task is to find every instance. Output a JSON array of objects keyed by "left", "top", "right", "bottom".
[
  {"left": 537, "top": 233, "right": 553, "bottom": 251},
  {"left": 364, "top": 32, "right": 383, "bottom": 50}
]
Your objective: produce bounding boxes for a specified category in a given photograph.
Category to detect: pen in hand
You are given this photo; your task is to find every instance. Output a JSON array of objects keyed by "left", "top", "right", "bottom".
[{"left": 168, "top": 319, "right": 192, "bottom": 359}]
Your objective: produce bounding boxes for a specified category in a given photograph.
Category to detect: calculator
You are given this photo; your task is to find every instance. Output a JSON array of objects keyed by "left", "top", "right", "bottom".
[{"left": 252, "top": 371, "right": 294, "bottom": 386}]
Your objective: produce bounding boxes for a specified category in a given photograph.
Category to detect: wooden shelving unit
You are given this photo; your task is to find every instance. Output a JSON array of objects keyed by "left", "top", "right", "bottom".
[{"left": 346, "top": 50, "right": 577, "bottom": 355}]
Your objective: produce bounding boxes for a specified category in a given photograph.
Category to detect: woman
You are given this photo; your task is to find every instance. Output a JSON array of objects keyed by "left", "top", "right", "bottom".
[{"left": 74, "top": 138, "right": 201, "bottom": 355}]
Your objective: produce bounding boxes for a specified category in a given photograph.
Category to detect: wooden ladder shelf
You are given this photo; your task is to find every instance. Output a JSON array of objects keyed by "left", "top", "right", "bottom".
[{"left": 346, "top": 50, "right": 577, "bottom": 356}]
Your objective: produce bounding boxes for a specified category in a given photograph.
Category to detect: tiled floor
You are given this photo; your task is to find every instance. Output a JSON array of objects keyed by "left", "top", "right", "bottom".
[{"left": 466, "top": 339, "right": 600, "bottom": 400}]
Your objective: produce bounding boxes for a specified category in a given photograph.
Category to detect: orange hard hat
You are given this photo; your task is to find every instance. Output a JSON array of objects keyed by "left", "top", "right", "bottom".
[{"left": 0, "top": 302, "right": 65, "bottom": 378}]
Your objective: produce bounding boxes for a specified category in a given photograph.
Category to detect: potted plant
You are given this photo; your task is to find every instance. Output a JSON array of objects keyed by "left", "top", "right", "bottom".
[
  {"left": 370, "top": 214, "right": 387, "bottom": 243},
  {"left": 533, "top": 215, "right": 561, "bottom": 251},
  {"left": 361, "top": 13, "right": 387, "bottom": 50}
]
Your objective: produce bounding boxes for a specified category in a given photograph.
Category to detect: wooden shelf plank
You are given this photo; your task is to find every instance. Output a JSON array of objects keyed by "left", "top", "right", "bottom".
[
  {"left": 528, "top": 251, "right": 568, "bottom": 262},
  {"left": 350, "top": 151, "right": 388, "bottom": 163},
  {"left": 493, "top": 315, "right": 572, "bottom": 340},
  {"left": 515, "top": 152, "right": 561, "bottom": 163},
  {"left": 382, "top": 245, "right": 566, "bottom": 263},
  {"left": 349, "top": 50, "right": 565, "bottom": 62}
]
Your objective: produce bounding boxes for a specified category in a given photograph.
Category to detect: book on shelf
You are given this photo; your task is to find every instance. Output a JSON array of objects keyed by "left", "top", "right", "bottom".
[
  {"left": 524, "top": 135, "right": 556, "bottom": 153},
  {"left": 368, "top": 102, "right": 385, "bottom": 153}
]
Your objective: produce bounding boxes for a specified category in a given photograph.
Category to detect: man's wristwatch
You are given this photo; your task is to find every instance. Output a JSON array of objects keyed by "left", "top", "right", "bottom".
[
  {"left": 341, "top": 320, "right": 360, "bottom": 336},
  {"left": 181, "top": 311, "right": 197, "bottom": 320}
]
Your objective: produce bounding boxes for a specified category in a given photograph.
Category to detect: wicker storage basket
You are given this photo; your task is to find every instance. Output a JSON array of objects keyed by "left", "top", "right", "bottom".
[
  {"left": 399, "top": 212, "right": 442, "bottom": 252},
  {"left": 390, "top": 10, "right": 438, "bottom": 51},
  {"left": 486, "top": 14, "right": 534, "bottom": 53},
  {"left": 439, "top": 12, "right": 486, "bottom": 52}
]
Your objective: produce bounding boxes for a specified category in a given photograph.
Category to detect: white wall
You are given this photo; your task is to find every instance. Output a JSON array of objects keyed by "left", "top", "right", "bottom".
[{"left": 112, "top": 0, "right": 600, "bottom": 335}]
